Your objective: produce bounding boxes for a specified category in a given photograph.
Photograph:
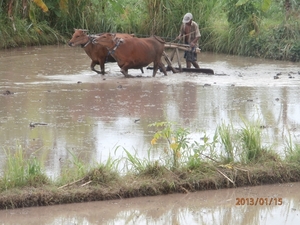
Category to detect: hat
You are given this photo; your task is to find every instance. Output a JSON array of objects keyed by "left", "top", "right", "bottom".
[{"left": 182, "top": 13, "right": 193, "bottom": 23}]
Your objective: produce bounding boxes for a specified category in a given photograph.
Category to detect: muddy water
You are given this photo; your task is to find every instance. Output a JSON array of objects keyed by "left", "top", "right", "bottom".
[
  {"left": 0, "top": 182, "right": 300, "bottom": 225},
  {"left": 1, "top": 45, "right": 300, "bottom": 224},
  {"left": 1, "top": 45, "right": 300, "bottom": 178}
]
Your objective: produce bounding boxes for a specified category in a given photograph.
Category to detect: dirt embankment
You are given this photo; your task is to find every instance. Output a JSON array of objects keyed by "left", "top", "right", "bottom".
[{"left": 1, "top": 162, "right": 300, "bottom": 210}]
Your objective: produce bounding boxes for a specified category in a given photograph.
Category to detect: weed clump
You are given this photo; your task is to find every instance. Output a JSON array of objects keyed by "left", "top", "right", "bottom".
[{"left": 85, "top": 165, "right": 120, "bottom": 185}]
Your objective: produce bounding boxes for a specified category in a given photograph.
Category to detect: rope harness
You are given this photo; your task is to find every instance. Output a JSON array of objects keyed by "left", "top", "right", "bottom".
[
  {"left": 109, "top": 37, "right": 123, "bottom": 55},
  {"left": 81, "top": 35, "right": 92, "bottom": 48}
]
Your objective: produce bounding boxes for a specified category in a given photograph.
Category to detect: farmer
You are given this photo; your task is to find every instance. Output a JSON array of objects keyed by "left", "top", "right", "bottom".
[{"left": 176, "top": 12, "right": 201, "bottom": 69}]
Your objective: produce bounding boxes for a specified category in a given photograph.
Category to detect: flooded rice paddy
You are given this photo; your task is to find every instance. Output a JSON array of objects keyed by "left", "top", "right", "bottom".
[
  {"left": 1, "top": 45, "right": 300, "bottom": 224},
  {"left": 1, "top": 45, "right": 300, "bottom": 177}
]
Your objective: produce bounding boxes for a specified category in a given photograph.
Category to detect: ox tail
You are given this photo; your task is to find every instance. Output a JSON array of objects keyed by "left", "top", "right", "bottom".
[{"left": 153, "top": 35, "right": 165, "bottom": 44}]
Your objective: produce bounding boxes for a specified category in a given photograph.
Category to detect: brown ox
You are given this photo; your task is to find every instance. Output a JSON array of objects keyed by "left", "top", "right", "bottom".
[
  {"left": 68, "top": 29, "right": 141, "bottom": 75},
  {"left": 92, "top": 33, "right": 167, "bottom": 77}
]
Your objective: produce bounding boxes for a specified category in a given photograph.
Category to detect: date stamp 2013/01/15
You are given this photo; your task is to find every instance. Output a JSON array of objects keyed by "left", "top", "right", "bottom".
[{"left": 236, "top": 198, "right": 282, "bottom": 206}]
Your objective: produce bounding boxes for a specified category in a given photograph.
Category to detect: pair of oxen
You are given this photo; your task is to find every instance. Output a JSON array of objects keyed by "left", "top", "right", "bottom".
[{"left": 68, "top": 29, "right": 167, "bottom": 78}]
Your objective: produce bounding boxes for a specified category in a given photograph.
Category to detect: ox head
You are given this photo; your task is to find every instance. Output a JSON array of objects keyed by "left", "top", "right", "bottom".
[
  {"left": 68, "top": 29, "right": 90, "bottom": 47},
  {"left": 92, "top": 33, "right": 116, "bottom": 45},
  {"left": 92, "top": 33, "right": 125, "bottom": 52}
]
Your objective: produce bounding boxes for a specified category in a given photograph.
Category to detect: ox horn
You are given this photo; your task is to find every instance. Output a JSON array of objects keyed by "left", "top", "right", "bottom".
[{"left": 74, "top": 28, "right": 89, "bottom": 33}]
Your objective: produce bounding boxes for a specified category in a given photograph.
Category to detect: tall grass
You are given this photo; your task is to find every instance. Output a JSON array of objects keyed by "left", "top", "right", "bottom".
[
  {"left": 218, "top": 122, "right": 235, "bottom": 163},
  {"left": 122, "top": 148, "right": 150, "bottom": 173},
  {"left": 57, "top": 149, "right": 121, "bottom": 187},
  {"left": 1, "top": 145, "right": 48, "bottom": 191},
  {"left": 122, "top": 148, "right": 165, "bottom": 178},
  {"left": 239, "top": 119, "right": 264, "bottom": 163},
  {"left": 0, "top": 19, "right": 64, "bottom": 48},
  {"left": 1, "top": 0, "right": 300, "bottom": 61},
  {"left": 57, "top": 149, "right": 90, "bottom": 185},
  {"left": 285, "top": 133, "right": 300, "bottom": 163}
]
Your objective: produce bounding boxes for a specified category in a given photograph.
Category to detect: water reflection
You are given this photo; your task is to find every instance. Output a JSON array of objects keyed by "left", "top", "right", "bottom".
[
  {"left": 0, "top": 182, "right": 299, "bottom": 224},
  {"left": 0, "top": 46, "right": 300, "bottom": 178}
]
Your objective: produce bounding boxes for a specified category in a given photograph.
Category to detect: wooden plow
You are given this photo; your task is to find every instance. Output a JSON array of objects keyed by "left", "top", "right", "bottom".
[{"left": 148, "top": 42, "right": 214, "bottom": 75}]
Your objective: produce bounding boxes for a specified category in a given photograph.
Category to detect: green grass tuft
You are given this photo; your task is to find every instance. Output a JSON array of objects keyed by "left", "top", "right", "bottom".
[{"left": 1, "top": 145, "right": 48, "bottom": 191}]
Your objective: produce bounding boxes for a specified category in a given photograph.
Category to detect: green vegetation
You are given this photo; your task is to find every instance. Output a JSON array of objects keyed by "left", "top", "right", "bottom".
[
  {"left": 1, "top": 145, "right": 49, "bottom": 190},
  {"left": 1, "top": 119, "right": 300, "bottom": 209},
  {"left": 1, "top": 0, "right": 300, "bottom": 61},
  {"left": 285, "top": 133, "right": 300, "bottom": 164}
]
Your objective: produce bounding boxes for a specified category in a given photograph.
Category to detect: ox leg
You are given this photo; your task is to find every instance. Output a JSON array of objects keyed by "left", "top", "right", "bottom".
[
  {"left": 121, "top": 68, "right": 136, "bottom": 78},
  {"left": 91, "top": 61, "right": 103, "bottom": 74},
  {"left": 99, "top": 61, "right": 106, "bottom": 75},
  {"left": 153, "top": 62, "right": 167, "bottom": 77},
  {"left": 121, "top": 68, "right": 130, "bottom": 78},
  {"left": 159, "top": 62, "right": 167, "bottom": 76},
  {"left": 152, "top": 64, "right": 159, "bottom": 77}
]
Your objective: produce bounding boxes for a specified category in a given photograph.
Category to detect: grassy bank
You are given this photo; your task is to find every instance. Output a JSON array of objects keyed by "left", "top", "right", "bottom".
[{"left": 1, "top": 120, "right": 300, "bottom": 210}]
